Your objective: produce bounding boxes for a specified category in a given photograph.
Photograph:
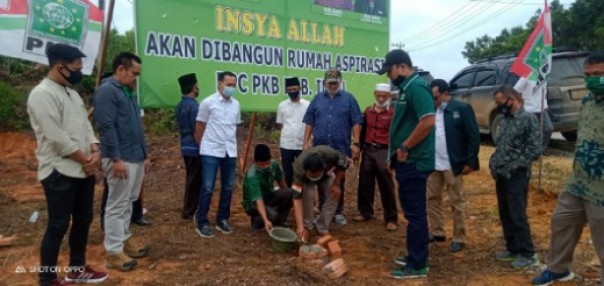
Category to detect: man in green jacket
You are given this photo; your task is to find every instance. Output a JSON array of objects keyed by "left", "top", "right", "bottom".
[
  {"left": 427, "top": 79, "right": 480, "bottom": 253},
  {"left": 377, "top": 49, "right": 435, "bottom": 279}
]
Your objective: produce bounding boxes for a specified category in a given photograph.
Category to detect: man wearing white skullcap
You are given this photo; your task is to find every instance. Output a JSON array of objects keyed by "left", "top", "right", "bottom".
[{"left": 353, "top": 83, "right": 398, "bottom": 231}]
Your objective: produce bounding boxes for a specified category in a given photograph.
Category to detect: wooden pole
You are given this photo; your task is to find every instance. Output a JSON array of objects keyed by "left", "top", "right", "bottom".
[
  {"left": 240, "top": 112, "right": 257, "bottom": 174},
  {"left": 88, "top": 0, "right": 115, "bottom": 118},
  {"left": 537, "top": 86, "right": 545, "bottom": 191}
]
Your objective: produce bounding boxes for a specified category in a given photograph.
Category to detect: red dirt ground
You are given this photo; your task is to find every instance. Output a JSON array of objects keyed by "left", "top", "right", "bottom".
[{"left": 0, "top": 131, "right": 601, "bottom": 285}]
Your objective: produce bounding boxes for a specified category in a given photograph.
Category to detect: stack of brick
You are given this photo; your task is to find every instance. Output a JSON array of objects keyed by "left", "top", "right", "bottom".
[{"left": 297, "top": 234, "right": 348, "bottom": 279}]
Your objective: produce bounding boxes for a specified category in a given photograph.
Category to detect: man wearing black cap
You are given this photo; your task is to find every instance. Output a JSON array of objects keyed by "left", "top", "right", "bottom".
[
  {"left": 176, "top": 73, "right": 202, "bottom": 220},
  {"left": 276, "top": 77, "right": 309, "bottom": 187},
  {"left": 302, "top": 68, "right": 363, "bottom": 226},
  {"left": 377, "top": 49, "right": 435, "bottom": 279},
  {"left": 28, "top": 43, "right": 108, "bottom": 285},
  {"left": 242, "top": 144, "right": 293, "bottom": 232}
]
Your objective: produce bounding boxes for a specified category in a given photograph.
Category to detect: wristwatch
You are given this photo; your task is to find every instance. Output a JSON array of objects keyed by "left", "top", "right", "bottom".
[{"left": 398, "top": 143, "right": 409, "bottom": 153}]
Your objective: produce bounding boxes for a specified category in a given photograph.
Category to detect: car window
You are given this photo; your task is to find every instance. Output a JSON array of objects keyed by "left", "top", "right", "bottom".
[
  {"left": 502, "top": 63, "right": 519, "bottom": 85},
  {"left": 451, "top": 71, "right": 476, "bottom": 89},
  {"left": 550, "top": 56, "right": 587, "bottom": 79},
  {"left": 474, "top": 70, "right": 497, "bottom": 86}
]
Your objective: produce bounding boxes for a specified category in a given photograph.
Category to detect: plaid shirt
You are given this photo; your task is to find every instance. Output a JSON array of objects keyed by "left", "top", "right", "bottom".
[{"left": 489, "top": 108, "right": 541, "bottom": 180}]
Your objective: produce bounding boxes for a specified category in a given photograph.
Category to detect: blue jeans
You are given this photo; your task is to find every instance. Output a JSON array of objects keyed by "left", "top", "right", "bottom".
[
  {"left": 394, "top": 161, "right": 430, "bottom": 270},
  {"left": 196, "top": 155, "right": 236, "bottom": 228}
]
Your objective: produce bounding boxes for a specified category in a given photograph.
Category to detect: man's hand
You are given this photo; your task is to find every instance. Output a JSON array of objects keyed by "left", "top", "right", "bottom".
[
  {"left": 144, "top": 158, "right": 152, "bottom": 173},
  {"left": 351, "top": 145, "right": 361, "bottom": 165},
  {"left": 296, "top": 226, "right": 308, "bottom": 243},
  {"left": 462, "top": 165, "right": 474, "bottom": 175},
  {"left": 112, "top": 160, "right": 128, "bottom": 179},
  {"left": 329, "top": 184, "right": 341, "bottom": 199},
  {"left": 396, "top": 148, "right": 408, "bottom": 162},
  {"left": 264, "top": 220, "right": 273, "bottom": 233},
  {"left": 83, "top": 152, "right": 100, "bottom": 176},
  {"left": 302, "top": 142, "right": 310, "bottom": 151}
]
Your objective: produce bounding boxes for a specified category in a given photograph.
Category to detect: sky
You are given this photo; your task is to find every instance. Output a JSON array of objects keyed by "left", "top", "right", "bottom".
[{"left": 105, "top": 0, "right": 575, "bottom": 81}]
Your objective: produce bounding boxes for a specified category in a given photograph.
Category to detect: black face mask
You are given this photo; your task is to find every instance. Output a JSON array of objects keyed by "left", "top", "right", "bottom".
[
  {"left": 497, "top": 99, "right": 511, "bottom": 116},
  {"left": 391, "top": 75, "right": 406, "bottom": 86},
  {"left": 288, "top": 91, "right": 300, "bottom": 99},
  {"left": 193, "top": 87, "right": 199, "bottom": 97},
  {"left": 59, "top": 66, "right": 83, "bottom": 85}
]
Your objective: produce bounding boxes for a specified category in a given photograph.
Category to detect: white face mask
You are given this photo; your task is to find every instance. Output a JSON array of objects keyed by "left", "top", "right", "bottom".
[
  {"left": 375, "top": 99, "right": 390, "bottom": 108},
  {"left": 307, "top": 171, "right": 324, "bottom": 182}
]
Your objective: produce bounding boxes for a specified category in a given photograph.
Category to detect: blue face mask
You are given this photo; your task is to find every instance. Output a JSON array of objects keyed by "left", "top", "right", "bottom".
[{"left": 223, "top": 86, "right": 236, "bottom": 97}]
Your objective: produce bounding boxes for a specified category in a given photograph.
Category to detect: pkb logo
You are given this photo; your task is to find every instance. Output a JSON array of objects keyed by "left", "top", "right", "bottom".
[{"left": 24, "top": 0, "right": 89, "bottom": 56}]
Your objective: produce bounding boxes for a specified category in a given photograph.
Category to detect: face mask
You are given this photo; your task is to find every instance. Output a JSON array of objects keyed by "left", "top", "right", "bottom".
[
  {"left": 288, "top": 91, "right": 300, "bottom": 100},
  {"left": 375, "top": 99, "right": 390, "bottom": 108},
  {"left": 306, "top": 172, "right": 324, "bottom": 182},
  {"left": 496, "top": 99, "right": 511, "bottom": 116},
  {"left": 59, "top": 66, "right": 83, "bottom": 85},
  {"left": 391, "top": 75, "right": 406, "bottom": 86},
  {"left": 193, "top": 87, "right": 199, "bottom": 97},
  {"left": 222, "top": 86, "right": 236, "bottom": 97},
  {"left": 585, "top": 76, "right": 604, "bottom": 97}
]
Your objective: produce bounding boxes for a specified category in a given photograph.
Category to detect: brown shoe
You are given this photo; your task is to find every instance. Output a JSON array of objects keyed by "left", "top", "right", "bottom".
[
  {"left": 106, "top": 252, "right": 137, "bottom": 272},
  {"left": 386, "top": 222, "right": 398, "bottom": 231},
  {"left": 124, "top": 237, "right": 149, "bottom": 258},
  {"left": 353, "top": 215, "right": 371, "bottom": 222}
]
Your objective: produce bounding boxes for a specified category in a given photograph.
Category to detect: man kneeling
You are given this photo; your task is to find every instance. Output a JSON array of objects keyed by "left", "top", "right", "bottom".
[
  {"left": 292, "top": 146, "right": 350, "bottom": 241},
  {"left": 242, "top": 144, "right": 293, "bottom": 232}
]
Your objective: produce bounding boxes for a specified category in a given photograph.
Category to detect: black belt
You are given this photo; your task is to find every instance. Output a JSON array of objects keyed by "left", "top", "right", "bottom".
[{"left": 365, "top": 143, "right": 388, "bottom": 149}]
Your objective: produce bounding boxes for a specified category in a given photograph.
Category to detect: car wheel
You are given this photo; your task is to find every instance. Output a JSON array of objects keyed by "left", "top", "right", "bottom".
[
  {"left": 490, "top": 114, "right": 504, "bottom": 144},
  {"left": 561, "top": 131, "right": 577, "bottom": 142}
]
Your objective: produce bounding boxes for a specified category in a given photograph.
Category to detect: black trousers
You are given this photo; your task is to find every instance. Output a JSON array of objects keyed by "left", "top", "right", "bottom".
[
  {"left": 357, "top": 147, "right": 397, "bottom": 222},
  {"left": 495, "top": 167, "right": 535, "bottom": 258},
  {"left": 182, "top": 155, "right": 202, "bottom": 218},
  {"left": 100, "top": 179, "right": 142, "bottom": 230},
  {"left": 246, "top": 188, "right": 293, "bottom": 228},
  {"left": 39, "top": 171, "right": 95, "bottom": 286},
  {"left": 280, "top": 148, "right": 302, "bottom": 187}
]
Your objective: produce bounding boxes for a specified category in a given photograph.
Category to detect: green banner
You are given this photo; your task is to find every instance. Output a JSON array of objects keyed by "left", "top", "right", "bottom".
[{"left": 135, "top": 0, "right": 389, "bottom": 111}]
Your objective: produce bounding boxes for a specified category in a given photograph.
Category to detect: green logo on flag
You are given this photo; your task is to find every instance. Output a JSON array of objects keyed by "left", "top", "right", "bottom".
[
  {"left": 522, "top": 31, "right": 551, "bottom": 83},
  {"left": 28, "top": 0, "right": 89, "bottom": 45}
]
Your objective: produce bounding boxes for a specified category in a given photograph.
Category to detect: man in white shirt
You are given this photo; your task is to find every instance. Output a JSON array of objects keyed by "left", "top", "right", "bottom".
[
  {"left": 276, "top": 77, "right": 310, "bottom": 187},
  {"left": 194, "top": 71, "right": 241, "bottom": 238}
]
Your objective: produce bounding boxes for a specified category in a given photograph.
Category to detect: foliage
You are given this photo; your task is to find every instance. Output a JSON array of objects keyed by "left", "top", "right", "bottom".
[
  {"left": 0, "top": 82, "right": 29, "bottom": 131},
  {"left": 143, "top": 108, "right": 178, "bottom": 135},
  {"left": 462, "top": 0, "right": 604, "bottom": 63}
]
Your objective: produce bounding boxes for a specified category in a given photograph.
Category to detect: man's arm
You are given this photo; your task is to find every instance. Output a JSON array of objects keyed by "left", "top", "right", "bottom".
[
  {"left": 93, "top": 86, "right": 121, "bottom": 159},
  {"left": 293, "top": 198, "right": 305, "bottom": 241},
  {"left": 194, "top": 121, "right": 206, "bottom": 145},
  {"left": 403, "top": 115, "right": 435, "bottom": 149},
  {"left": 254, "top": 199, "right": 273, "bottom": 231},
  {"left": 277, "top": 178, "right": 287, "bottom": 189},
  {"left": 303, "top": 124, "right": 313, "bottom": 150},
  {"left": 525, "top": 115, "right": 542, "bottom": 162},
  {"left": 462, "top": 104, "right": 480, "bottom": 172}
]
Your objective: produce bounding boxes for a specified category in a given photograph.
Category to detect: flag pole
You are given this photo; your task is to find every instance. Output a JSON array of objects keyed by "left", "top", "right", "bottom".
[
  {"left": 538, "top": 87, "right": 545, "bottom": 191},
  {"left": 88, "top": 0, "right": 115, "bottom": 118},
  {"left": 240, "top": 113, "right": 257, "bottom": 174}
]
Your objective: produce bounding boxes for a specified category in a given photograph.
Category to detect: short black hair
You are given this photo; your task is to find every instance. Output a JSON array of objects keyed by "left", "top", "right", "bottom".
[
  {"left": 112, "top": 52, "right": 141, "bottom": 73},
  {"left": 45, "top": 43, "right": 86, "bottom": 68},
  {"left": 219, "top": 71, "right": 237, "bottom": 82},
  {"left": 302, "top": 153, "right": 324, "bottom": 172},
  {"left": 431, "top": 79, "right": 449, "bottom": 93},
  {"left": 584, "top": 51, "right": 604, "bottom": 66},
  {"left": 493, "top": 84, "right": 522, "bottom": 102},
  {"left": 253, "top": 144, "right": 271, "bottom": 162}
]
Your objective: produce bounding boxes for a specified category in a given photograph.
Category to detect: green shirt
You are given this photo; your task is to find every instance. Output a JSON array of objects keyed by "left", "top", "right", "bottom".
[
  {"left": 291, "top": 145, "right": 350, "bottom": 198},
  {"left": 488, "top": 108, "right": 541, "bottom": 180},
  {"left": 389, "top": 72, "right": 436, "bottom": 172},
  {"left": 564, "top": 94, "right": 604, "bottom": 206},
  {"left": 241, "top": 160, "right": 283, "bottom": 212}
]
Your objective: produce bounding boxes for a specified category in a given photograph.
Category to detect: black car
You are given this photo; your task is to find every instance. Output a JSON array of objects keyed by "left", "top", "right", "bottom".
[{"left": 449, "top": 50, "right": 589, "bottom": 142}]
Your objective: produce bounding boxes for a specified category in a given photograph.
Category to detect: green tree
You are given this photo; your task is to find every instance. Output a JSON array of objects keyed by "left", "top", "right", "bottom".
[{"left": 462, "top": 0, "right": 603, "bottom": 63}]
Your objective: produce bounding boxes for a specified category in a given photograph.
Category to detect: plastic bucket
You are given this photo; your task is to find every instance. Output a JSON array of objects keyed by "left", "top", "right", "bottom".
[{"left": 269, "top": 227, "right": 297, "bottom": 253}]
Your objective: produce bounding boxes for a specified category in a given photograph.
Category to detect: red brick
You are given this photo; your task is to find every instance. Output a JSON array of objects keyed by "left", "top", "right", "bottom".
[
  {"left": 326, "top": 240, "right": 342, "bottom": 257},
  {"left": 298, "top": 245, "right": 317, "bottom": 259},
  {"left": 323, "top": 258, "right": 344, "bottom": 273},
  {"left": 316, "top": 235, "right": 335, "bottom": 247},
  {"left": 327, "top": 264, "right": 348, "bottom": 279}
]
